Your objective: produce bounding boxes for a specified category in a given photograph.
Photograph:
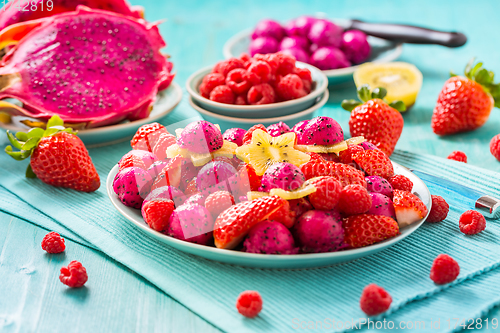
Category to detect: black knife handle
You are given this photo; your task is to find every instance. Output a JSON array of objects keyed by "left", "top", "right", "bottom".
[{"left": 350, "top": 19, "right": 467, "bottom": 48}]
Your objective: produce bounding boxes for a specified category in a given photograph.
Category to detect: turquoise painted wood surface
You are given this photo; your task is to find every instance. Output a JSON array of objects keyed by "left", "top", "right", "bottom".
[{"left": 1, "top": 0, "right": 500, "bottom": 332}]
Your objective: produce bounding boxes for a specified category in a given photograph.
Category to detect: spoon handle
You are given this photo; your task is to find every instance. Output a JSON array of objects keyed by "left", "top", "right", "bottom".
[{"left": 349, "top": 19, "right": 467, "bottom": 48}]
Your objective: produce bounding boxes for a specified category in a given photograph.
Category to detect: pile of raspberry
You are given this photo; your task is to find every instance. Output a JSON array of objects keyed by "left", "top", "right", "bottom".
[{"left": 199, "top": 52, "right": 313, "bottom": 105}]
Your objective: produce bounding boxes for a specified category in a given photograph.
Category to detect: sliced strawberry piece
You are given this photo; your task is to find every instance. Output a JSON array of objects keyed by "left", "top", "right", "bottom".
[
  {"left": 343, "top": 214, "right": 400, "bottom": 248},
  {"left": 392, "top": 189, "right": 428, "bottom": 228},
  {"left": 301, "top": 160, "right": 366, "bottom": 188},
  {"left": 353, "top": 149, "right": 394, "bottom": 179},
  {"left": 214, "top": 195, "right": 287, "bottom": 249}
]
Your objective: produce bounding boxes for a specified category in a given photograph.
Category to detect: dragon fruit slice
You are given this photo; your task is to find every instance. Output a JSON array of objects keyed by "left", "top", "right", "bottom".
[
  {"left": 0, "top": 0, "right": 143, "bottom": 32},
  {"left": 0, "top": 7, "right": 174, "bottom": 128},
  {"left": 259, "top": 162, "right": 305, "bottom": 192}
]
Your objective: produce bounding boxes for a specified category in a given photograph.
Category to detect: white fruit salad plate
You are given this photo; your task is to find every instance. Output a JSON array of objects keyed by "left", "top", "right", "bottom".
[{"left": 107, "top": 161, "right": 431, "bottom": 269}]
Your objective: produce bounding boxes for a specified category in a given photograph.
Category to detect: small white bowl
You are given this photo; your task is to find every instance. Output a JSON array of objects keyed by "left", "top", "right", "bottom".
[
  {"left": 188, "top": 89, "right": 328, "bottom": 132},
  {"left": 186, "top": 61, "right": 328, "bottom": 119}
]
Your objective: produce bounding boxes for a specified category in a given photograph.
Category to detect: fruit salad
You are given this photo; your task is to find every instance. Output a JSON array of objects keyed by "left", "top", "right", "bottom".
[
  {"left": 199, "top": 52, "right": 313, "bottom": 105},
  {"left": 249, "top": 17, "right": 371, "bottom": 70},
  {"left": 112, "top": 117, "right": 428, "bottom": 255}
]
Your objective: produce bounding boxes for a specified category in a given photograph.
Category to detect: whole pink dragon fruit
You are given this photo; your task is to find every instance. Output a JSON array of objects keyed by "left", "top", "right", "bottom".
[
  {"left": 167, "top": 204, "right": 214, "bottom": 245},
  {"left": 0, "top": 0, "right": 143, "bottom": 31},
  {"left": 0, "top": 7, "right": 174, "bottom": 128},
  {"left": 259, "top": 162, "right": 305, "bottom": 192},
  {"left": 299, "top": 116, "right": 344, "bottom": 145},
  {"left": 222, "top": 128, "right": 246, "bottom": 146},
  {"left": 243, "top": 221, "right": 299, "bottom": 254},
  {"left": 292, "top": 210, "right": 346, "bottom": 253},
  {"left": 113, "top": 167, "right": 153, "bottom": 209},
  {"left": 178, "top": 121, "right": 223, "bottom": 154},
  {"left": 367, "top": 193, "right": 396, "bottom": 220},
  {"left": 266, "top": 122, "right": 291, "bottom": 137}
]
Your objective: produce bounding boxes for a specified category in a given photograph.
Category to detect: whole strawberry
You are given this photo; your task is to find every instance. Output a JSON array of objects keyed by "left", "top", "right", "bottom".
[
  {"left": 342, "top": 85, "right": 405, "bottom": 156},
  {"left": 432, "top": 59, "right": 500, "bottom": 135},
  {"left": 5, "top": 116, "right": 100, "bottom": 192}
]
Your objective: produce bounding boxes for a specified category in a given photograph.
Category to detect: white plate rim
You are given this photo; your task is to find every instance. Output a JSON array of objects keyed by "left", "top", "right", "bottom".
[
  {"left": 222, "top": 27, "right": 404, "bottom": 78},
  {"left": 106, "top": 161, "right": 431, "bottom": 264}
]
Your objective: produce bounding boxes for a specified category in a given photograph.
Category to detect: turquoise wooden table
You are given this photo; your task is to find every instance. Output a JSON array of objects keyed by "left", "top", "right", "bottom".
[{"left": 1, "top": 0, "right": 500, "bottom": 332}]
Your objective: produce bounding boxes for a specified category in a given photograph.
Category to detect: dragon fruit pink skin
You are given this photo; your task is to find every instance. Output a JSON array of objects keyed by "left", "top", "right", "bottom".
[
  {"left": 147, "top": 160, "right": 168, "bottom": 179},
  {"left": 119, "top": 150, "right": 158, "bottom": 170},
  {"left": 243, "top": 221, "right": 299, "bottom": 255},
  {"left": 360, "top": 141, "right": 380, "bottom": 151},
  {"left": 143, "top": 185, "right": 185, "bottom": 208},
  {"left": 292, "top": 119, "right": 309, "bottom": 144},
  {"left": 367, "top": 193, "right": 396, "bottom": 220},
  {"left": 113, "top": 167, "right": 153, "bottom": 209},
  {"left": 196, "top": 160, "right": 238, "bottom": 194},
  {"left": 0, "top": 0, "right": 143, "bottom": 31},
  {"left": 0, "top": 7, "right": 174, "bottom": 128},
  {"left": 266, "top": 122, "right": 291, "bottom": 137},
  {"left": 292, "top": 210, "right": 346, "bottom": 253},
  {"left": 365, "top": 176, "right": 393, "bottom": 199},
  {"left": 222, "top": 128, "right": 246, "bottom": 146},
  {"left": 167, "top": 204, "right": 214, "bottom": 245},
  {"left": 178, "top": 121, "right": 223, "bottom": 154},
  {"left": 300, "top": 116, "right": 344, "bottom": 145},
  {"left": 259, "top": 162, "right": 305, "bottom": 192}
]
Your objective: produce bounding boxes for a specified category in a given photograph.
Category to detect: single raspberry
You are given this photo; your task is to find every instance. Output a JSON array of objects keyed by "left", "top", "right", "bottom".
[
  {"left": 210, "top": 85, "right": 235, "bottom": 104},
  {"left": 338, "top": 184, "right": 372, "bottom": 215},
  {"left": 247, "top": 83, "right": 275, "bottom": 105},
  {"left": 459, "top": 210, "right": 486, "bottom": 235},
  {"left": 247, "top": 61, "right": 272, "bottom": 83},
  {"left": 339, "top": 145, "right": 364, "bottom": 165},
  {"left": 212, "top": 58, "right": 244, "bottom": 77},
  {"left": 41, "top": 232, "right": 65, "bottom": 254},
  {"left": 244, "top": 70, "right": 261, "bottom": 86},
  {"left": 131, "top": 123, "right": 168, "bottom": 152},
  {"left": 427, "top": 195, "right": 449, "bottom": 223},
  {"left": 253, "top": 54, "right": 278, "bottom": 74},
  {"left": 142, "top": 198, "right": 176, "bottom": 233},
  {"left": 388, "top": 175, "right": 413, "bottom": 192},
  {"left": 226, "top": 68, "right": 252, "bottom": 95},
  {"left": 152, "top": 133, "right": 177, "bottom": 161},
  {"left": 239, "top": 53, "right": 251, "bottom": 63},
  {"left": 308, "top": 176, "right": 342, "bottom": 210},
  {"left": 270, "top": 52, "right": 296, "bottom": 75},
  {"left": 205, "top": 191, "right": 235, "bottom": 218},
  {"left": 236, "top": 290, "right": 263, "bottom": 318},
  {"left": 447, "top": 151, "right": 467, "bottom": 163},
  {"left": 276, "top": 74, "right": 307, "bottom": 101},
  {"left": 199, "top": 73, "right": 225, "bottom": 98},
  {"left": 490, "top": 134, "right": 500, "bottom": 161},
  {"left": 430, "top": 254, "right": 460, "bottom": 284},
  {"left": 359, "top": 284, "right": 392, "bottom": 316},
  {"left": 60, "top": 261, "right": 88, "bottom": 288},
  {"left": 294, "top": 67, "right": 312, "bottom": 83},
  {"left": 235, "top": 94, "right": 247, "bottom": 105},
  {"left": 242, "top": 124, "right": 267, "bottom": 145}
]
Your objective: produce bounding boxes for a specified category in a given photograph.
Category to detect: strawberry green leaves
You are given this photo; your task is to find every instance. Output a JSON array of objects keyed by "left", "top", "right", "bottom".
[
  {"left": 463, "top": 58, "right": 500, "bottom": 108},
  {"left": 341, "top": 85, "right": 407, "bottom": 112}
]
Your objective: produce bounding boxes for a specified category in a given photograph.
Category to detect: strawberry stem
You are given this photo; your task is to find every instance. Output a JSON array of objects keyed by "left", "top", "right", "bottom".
[
  {"left": 341, "top": 85, "right": 406, "bottom": 112},
  {"left": 463, "top": 58, "right": 500, "bottom": 108}
]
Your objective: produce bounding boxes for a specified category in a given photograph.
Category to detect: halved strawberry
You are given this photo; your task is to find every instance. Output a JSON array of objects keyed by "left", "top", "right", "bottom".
[
  {"left": 343, "top": 214, "right": 400, "bottom": 248},
  {"left": 214, "top": 195, "right": 287, "bottom": 249},
  {"left": 131, "top": 122, "right": 169, "bottom": 152},
  {"left": 392, "top": 189, "right": 428, "bottom": 228},
  {"left": 301, "top": 160, "right": 367, "bottom": 188},
  {"left": 353, "top": 149, "right": 394, "bottom": 179},
  {"left": 338, "top": 145, "right": 364, "bottom": 165}
]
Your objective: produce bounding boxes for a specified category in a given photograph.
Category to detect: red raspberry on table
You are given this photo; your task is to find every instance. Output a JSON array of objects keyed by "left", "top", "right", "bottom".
[
  {"left": 142, "top": 198, "right": 176, "bottom": 233},
  {"left": 242, "top": 124, "right": 267, "bottom": 145},
  {"left": 247, "top": 61, "right": 272, "bottom": 83},
  {"left": 388, "top": 175, "right": 413, "bottom": 192},
  {"left": 199, "top": 73, "right": 225, "bottom": 98},
  {"left": 60, "top": 261, "right": 88, "bottom": 288},
  {"left": 276, "top": 74, "right": 307, "bottom": 101},
  {"left": 338, "top": 184, "right": 372, "bottom": 215},
  {"left": 247, "top": 83, "right": 275, "bottom": 105},
  {"left": 152, "top": 133, "right": 177, "bottom": 161},
  {"left": 236, "top": 290, "right": 263, "bottom": 318},
  {"left": 490, "top": 134, "right": 500, "bottom": 161},
  {"left": 359, "top": 284, "right": 392, "bottom": 316},
  {"left": 212, "top": 58, "right": 244, "bottom": 77},
  {"left": 205, "top": 191, "right": 235, "bottom": 219},
  {"left": 210, "top": 85, "right": 235, "bottom": 104},
  {"left": 226, "top": 68, "right": 252, "bottom": 95},
  {"left": 41, "top": 232, "right": 65, "bottom": 254},
  {"left": 426, "top": 195, "right": 449, "bottom": 223},
  {"left": 131, "top": 123, "right": 168, "bottom": 152},
  {"left": 459, "top": 210, "right": 486, "bottom": 235},
  {"left": 235, "top": 94, "right": 247, "bottom": 105},
  {"left": 307, "top": 176, "right": 342, "bottom": 210},
  {"left": 430, "top": 254, "right": 460, "bottom": 284},
  {"left": 447, "top": 151, "right": 467, "bottom": 163}
]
